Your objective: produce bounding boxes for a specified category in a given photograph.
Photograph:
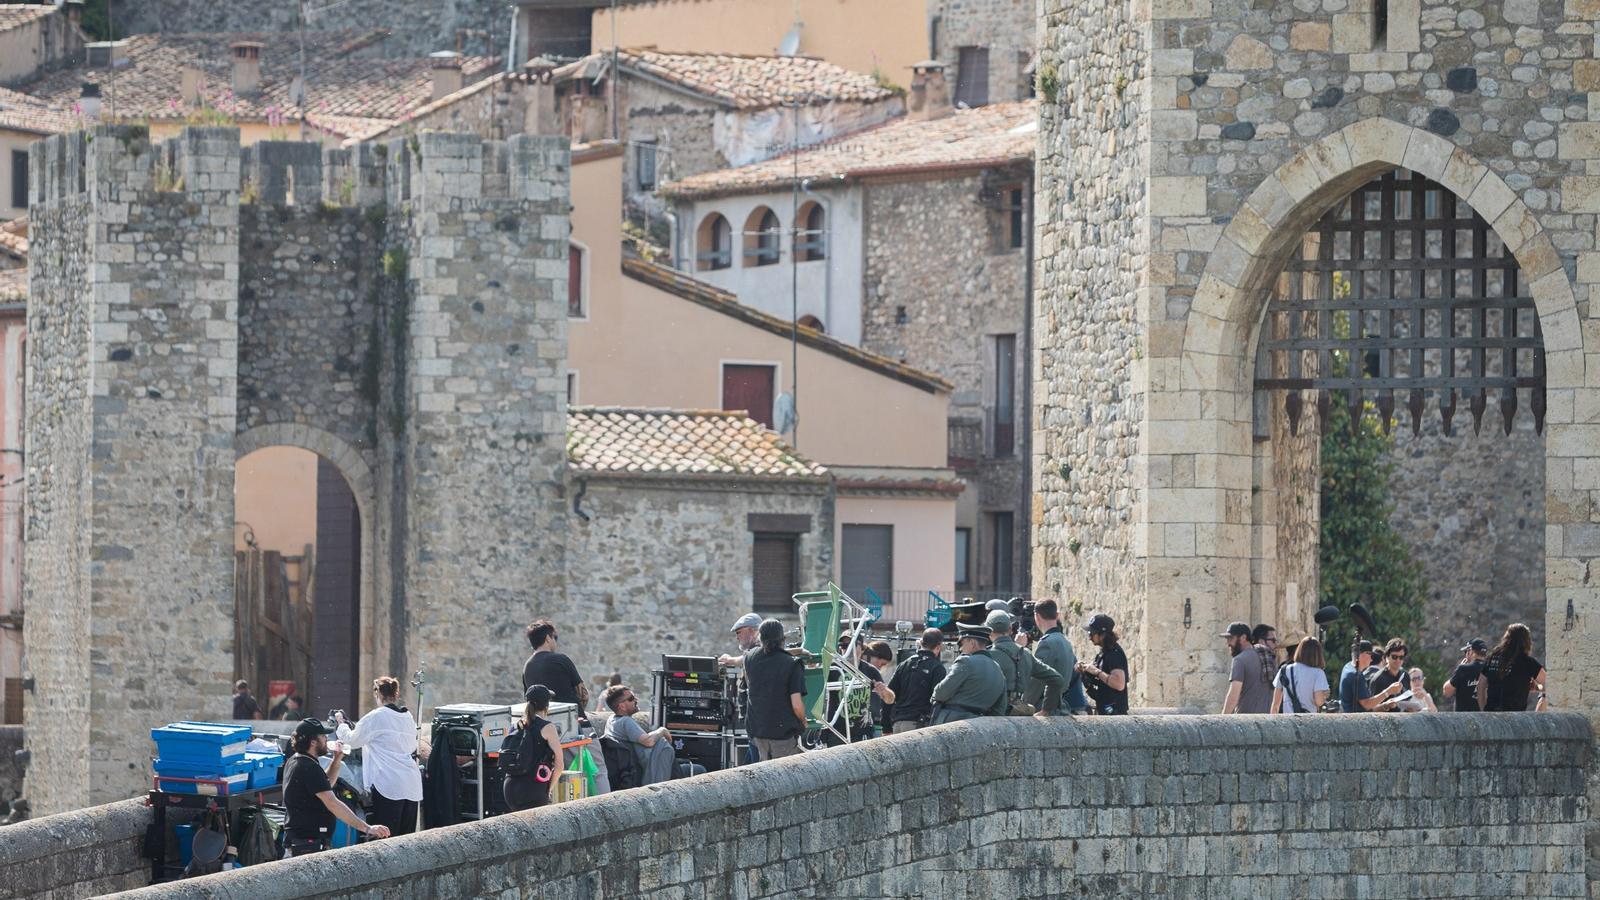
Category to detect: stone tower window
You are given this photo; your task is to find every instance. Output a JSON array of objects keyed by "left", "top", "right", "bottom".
[
  {"left": 696, "top": 212, "right": 732, "bottom": 271},
  {"left": 743, "top": 206, "right": 781, "bottom": 267}
]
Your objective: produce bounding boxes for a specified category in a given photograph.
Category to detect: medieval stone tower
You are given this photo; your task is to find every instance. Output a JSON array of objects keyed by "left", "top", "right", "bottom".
[
  {"left": 23, "top": 126, "right": 571, "bottom": 812},
  {"left": 1034, "top": 0, "right": 1600, "bottom": 713}
]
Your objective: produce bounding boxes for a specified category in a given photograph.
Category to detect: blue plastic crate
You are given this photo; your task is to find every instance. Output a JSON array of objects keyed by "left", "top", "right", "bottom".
[
  {"left": 151, "top": 722, "right": 250, "bottom": 767},
  {"left": 151, "top": 760, "right": 251, "bottom": 796},
  {"left": 245, "top": 752, "right": 281, "bottom": 789}
]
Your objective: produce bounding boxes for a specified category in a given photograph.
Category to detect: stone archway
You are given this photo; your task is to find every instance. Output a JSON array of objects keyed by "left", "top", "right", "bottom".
[
  {"left": 1153, "top": 118, "right": 1588, "bottom": 710},
  {"left": 235, "top": 424, "right": 383, "bottom": 713}
]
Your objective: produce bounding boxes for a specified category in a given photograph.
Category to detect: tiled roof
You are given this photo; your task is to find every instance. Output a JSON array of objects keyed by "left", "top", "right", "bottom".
[
  {"left": 622, "top": 258, "right": 951, "bottom": 394},
  {"left": 0, "top": 4, "right": 55, "bottom": 34},
  {"left": 661, "top": 100, "right": 1038, "bottom": 198},
  {"left": 568, "top": 407, "right": 828, "bottom": 481},
  {"left": 560, "top": 48, "right": 897, "bottom": 110},
  {"left": 305, "top": 113, "right": 399, "bottom": 142},
  {"left": 0, "top": 268, "right": 25, "bottom": 303},
  {"left": 0, "top": 85, "right": 78, "bottom": 135},
  {"left": 0, "top": 218, "right": 26, "bottom": 260},
  {"left": 19, "top": 31, "right": 497, "bottom": 124}
]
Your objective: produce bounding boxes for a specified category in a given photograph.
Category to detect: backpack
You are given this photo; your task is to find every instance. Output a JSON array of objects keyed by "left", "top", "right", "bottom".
[
  {"left": 598, "top": 735, "right": 640, "bottom": 791},
  {"left": 499, "top": 722, "right": 553, "bottom": 779}
]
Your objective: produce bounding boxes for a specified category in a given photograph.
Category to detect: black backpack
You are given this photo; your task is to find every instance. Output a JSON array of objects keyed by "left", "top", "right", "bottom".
[
  {"left": 598, "top": 735, "right": 640, "bottom": 791},
  {"left": 499, "top": 722, "right": 551, "bottom": 778}
]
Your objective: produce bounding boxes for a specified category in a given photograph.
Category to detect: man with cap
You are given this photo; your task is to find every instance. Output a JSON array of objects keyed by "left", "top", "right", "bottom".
[
  {"left": 1443, "top": 638, "right": 1489, "bottom": 712},
  {"left": 1339, "top": 640, "right": 1402, "bottom": 712},
  {"left": 930, "top": 624, "right": 1007, "bottom": 725},
  {"left": 281, "top": 718, "right": 390, "bottom": 856},
  {"left": 717, "top": 612, "right": 764, "bottom": 667},
  {"left": 1220, "top": 621, "right": 1275, "bottom": 714},
  {"left": 887, "top": 628, "right": 947, "bottom": 732},
  {"left": 986, "top": 609, "right": 1063, "bottom": 717}
]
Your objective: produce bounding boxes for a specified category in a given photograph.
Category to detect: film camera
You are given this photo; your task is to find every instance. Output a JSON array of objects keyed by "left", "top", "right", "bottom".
[{"left": 1008, "top": 598, "right": 1040, "bottom": 641}]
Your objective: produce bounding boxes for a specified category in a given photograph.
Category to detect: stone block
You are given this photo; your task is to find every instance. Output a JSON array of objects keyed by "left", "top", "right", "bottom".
[
  {"left": 1330, "top": 13, "right": 1373, "bottom": 53},
  {"left": 1289, "top": 22, "right": 1330, "bottom": 51},
  {"left": 1575, "top": 59, "right": 1600, "bottom": 92},
  {"left": 1386, "top": 0, "right": 1421, "bottom": 52},
  {"left": 1558, "top": 123, "right": 1600, "bottom": 159},
  {"left": 1152, "top": 0, "right": 1211, "bottom": 16},
  {"left": 1348, "top": 52, "right": 1409, "bottom": 72},
  {"left": 1223, "top": 35, "right": 1272, "bottom": 70},
  {"left": 1562, "top": 176, "right": 1600, "bottom": 212},
  {"left": 1151, "top": 177, "right": 1208, "bottom": 216}
]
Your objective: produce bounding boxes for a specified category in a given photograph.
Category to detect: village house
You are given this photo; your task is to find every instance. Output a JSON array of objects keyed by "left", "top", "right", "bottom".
[
  {"left": 569, "top": 141, "right": 959, "bottom": 617},
  {"left": 661, "top": 73, "right": 1036, "bottom": 597}
]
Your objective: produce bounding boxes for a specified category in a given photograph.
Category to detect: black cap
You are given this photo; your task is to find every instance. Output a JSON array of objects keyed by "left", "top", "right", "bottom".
[
  {"left": 293, "top": 717, "right": 336, "bottom": 741},
  {"left": 1085, "top": 613, "right": 1115, "bottom": 635},
  {"left": 1461, "top": 638, "right": 1489, "bottom": 654},
  {"left": 1219, "top": 621, "right": 1251, "bottom": 638},
  {"left": 1355, "top": 640, "right": 1374, "bottom": 655}
]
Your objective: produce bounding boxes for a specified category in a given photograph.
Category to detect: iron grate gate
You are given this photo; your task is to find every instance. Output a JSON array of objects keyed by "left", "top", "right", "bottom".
[{"left": 1253, "top": 168, "right": 1545, "bottom": 437}]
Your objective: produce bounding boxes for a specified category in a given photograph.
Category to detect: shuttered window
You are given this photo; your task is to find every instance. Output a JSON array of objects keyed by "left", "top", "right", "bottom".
[
  {"left": 568, "top": 244, "right": 585, "bottom": 317},
  {"left": 841, "top": 524, "right": 893, "bottom": 600},
  {"left": 722, "top": 364, "right": 776, "bottom": 428},
  {"left": 954, "top": 47, "right": 989, "bottom": 108},
  {"left": 9, "top": 150, "right": 26, "bottom": 210},
  {"left": 752, "top": 534, "right": 797, "bottom": 611}
]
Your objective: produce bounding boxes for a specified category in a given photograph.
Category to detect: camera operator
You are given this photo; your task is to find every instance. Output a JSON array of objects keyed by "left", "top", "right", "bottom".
[
  {"left": 281, "top": 718, "right": 389, "bottom": 856},
  {"left": 887, "top": 628, "right": 946, "bottom": 732},
  {"left": 1025, "top": 599, "right": 1090, "bottom": 715}
]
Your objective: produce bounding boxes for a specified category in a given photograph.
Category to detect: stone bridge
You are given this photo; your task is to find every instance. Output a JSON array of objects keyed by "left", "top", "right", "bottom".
[{"left": 1, "top": 715, "right": 1589, "bottom": 899}]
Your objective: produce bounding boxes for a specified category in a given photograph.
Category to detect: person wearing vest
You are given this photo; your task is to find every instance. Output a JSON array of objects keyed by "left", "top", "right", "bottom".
[
  {"left": 930, "top": 624, "right": 1006, "bottom": 725},
  {"left": 281, "top": 718, "right": 389, "bottom": 856},
  {"left": 886, "top": 628, "right": 947, "bottom": 732}
]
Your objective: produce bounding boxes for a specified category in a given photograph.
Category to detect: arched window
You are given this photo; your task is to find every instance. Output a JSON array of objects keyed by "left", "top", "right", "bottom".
[
  {"left": 797, "top": 314, "right": 824, "bottom": 333},
  {"left": 796, "top": 201, "right": 826, "bottom": 261},
  {"left": 743, "top": 207, "right": 781, "bottom": 267},
  {"left": 696, "top": 213, "right": 732, "bottom": 271}
]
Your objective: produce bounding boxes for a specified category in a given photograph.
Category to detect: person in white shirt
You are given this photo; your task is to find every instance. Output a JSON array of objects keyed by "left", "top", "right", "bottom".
[
  {"left": 1271, "top": 637, "right": 1330, "bottom": 714},
  {"left": 335, "top": 676, "right": 424, "bottom": 836}
]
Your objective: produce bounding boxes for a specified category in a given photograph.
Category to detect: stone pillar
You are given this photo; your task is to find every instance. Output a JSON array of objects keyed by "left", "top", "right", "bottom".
[
  {"left": 24, "top": 126, "right": 241, "bottom": 812},
  {"left": 391, "top": 132, "right": 570, "bottom": 712}
]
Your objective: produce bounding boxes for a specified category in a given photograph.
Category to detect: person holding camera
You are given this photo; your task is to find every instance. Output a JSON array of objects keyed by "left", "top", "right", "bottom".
[
  {"left": 334, "top": 676, "right": 423, "bottom": 836},
  {"left": 281, "top": 718, "right": 390, "bottom": 856},
  {"left": 887, "top": 628, "right": 946, "bottom": 732}
]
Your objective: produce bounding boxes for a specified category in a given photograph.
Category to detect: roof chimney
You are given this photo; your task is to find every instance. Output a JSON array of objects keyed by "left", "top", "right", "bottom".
[
  {"left": 430, "top": 51, "right": 464, "bottom": 101},
  {"left": 230, "top": 41, "right": 264, "bottom": 97},
  {"left": 180, "top": 65, "right": 205, "bottom": 107},
  {"left": 77, "top": 82, "right": 101, "bottom": 122},
  {"left": 522, "top": 56, "right": 559, "bottom": 135},
  {"left": 85, "top": 39, "right": 128, "bottom": 69},
  {"left": 909, "top": 60, "right": 952, "bottom": 121}
]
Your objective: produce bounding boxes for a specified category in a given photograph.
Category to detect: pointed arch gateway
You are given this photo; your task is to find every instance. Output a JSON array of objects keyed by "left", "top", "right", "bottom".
[{"left": 1144, "top": 118, "right": 1588, "bottom": 710}]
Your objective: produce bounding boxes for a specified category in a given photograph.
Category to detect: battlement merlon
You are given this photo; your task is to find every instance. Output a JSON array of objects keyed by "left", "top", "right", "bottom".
[
  {"left": 28, "top": 126, "right": 243, "bottom": 210},
  {"left": 383, "top": 131, "right": 571, "bottom": 212}
]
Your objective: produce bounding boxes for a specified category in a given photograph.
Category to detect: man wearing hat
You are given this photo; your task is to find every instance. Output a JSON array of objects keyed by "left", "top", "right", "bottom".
[
  {"left": 718, "top": 612, "right": 764, "bottom": 761},
  {"left": 1219, "top": 621, "right": 1274, "bottom": 715},
  {"left": 1443, "top": 638, "right": 1489, "bottom": 712},
  {"left": 281, "top": 718, "right": 390, "bottom": 856},
  {"left": 1077, "top": 613, "right": 1129, "bottom": 715},
  {"left": 1339, "top": 640, "right": 1402, "bottom": 712},
  {"left": 929, "top": 624, "right": 1006, "bottom": 725},
  {"left": 985, "top": 609, "right": 1063, "bottom": 717}
]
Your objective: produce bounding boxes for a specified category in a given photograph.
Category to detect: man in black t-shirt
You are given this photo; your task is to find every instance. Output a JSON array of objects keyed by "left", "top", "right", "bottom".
[
  {"left": 232, "top": 680, "right": 261, "bottom": 720},
  {"left": 743, "top": 619, "right": 808, "bottom": 759},
  {"left": 521, "top": 619, "right": 587, "bottom": 708},
  {"left": 1368, "top": 638, "right": 1412, "bottom": 699},
  {"left": 887, "top": 629, "right": 947, "bottom": 732},
  {"left": 281, "top": 718, "right": 389, "bottom": 855},
  {"left": 1443, "top": 639, "right": 1488, "bottom": 712}
]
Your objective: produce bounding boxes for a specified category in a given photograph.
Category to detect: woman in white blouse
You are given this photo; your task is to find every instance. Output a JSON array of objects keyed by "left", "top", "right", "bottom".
[
  {"left": 1271, "top": 637, "right": 1330, "bottom": 714},
  {"left": 335, "top": 676, "right": 424, "bottom": 835}
]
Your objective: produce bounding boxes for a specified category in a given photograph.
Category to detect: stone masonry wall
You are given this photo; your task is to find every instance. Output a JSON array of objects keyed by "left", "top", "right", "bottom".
[
  {"left": 21, "top": 133, "right": 94, "bottom": 818},
  {"left": 1031, "top": 1, "right": 1148, "bottom": 676},
  {"left": 863, "top": 168, "right": 1031, "bottom": 592},
  {"left": 109, "top": 0, "right": 507, "bottom": 57},
  {"left": 565, "top": 477, "right": 834, "bottom": 702},
  {"left": 1389, "top": 415, "right": 1546, "bottom": 663},
  {"left": 389, "top": 133, "right": 572, "bottom": 712},
  {"left": 934, "top": 0, "right": 1039, "bottom": 104},
  {"left": 0, "top": 798, "right": 150, "bottom": 900},
  {"left": 100, "top": 713, "right": 1593, "bottom": 899}
]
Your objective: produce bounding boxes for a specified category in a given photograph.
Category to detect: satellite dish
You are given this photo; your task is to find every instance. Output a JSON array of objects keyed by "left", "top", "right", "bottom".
[
  {"left": 773, "top": 393, "right": 796, "bottom": 434},
  {"left": 777, "top": 23, "right": 802, "bottom": 57}
]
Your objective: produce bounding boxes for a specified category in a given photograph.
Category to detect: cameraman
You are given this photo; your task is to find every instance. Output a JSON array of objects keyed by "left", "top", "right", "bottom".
[{"left": 886, "top": 628, "right": 946, "bottom": 732}]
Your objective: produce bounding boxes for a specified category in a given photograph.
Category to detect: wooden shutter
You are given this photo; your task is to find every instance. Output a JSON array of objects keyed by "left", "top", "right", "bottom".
[
  {"left": 568, "top": 244, "right": 584, "bottom": 317},
  {"left": 9, "top": 151, "right": 25, "bottom": 210},
  {"left": 722, "top": 364, "right": 775, "bottom": 428},
  {"left": 752, "top": 534, "right": 797, "bottom": 611},
  {"left": 955, "top": 47, "right": 990, "bottom": 107},
  {"left": 841, "top": 524, "right": 894, "bottom": 599}
]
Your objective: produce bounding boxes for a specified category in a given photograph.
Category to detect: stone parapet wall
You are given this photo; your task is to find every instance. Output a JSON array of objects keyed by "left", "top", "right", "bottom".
[
  {"left": 0, "top": 798, "right": 149, "bottom": 899},
  {"left": 97, "top": 714, "right": 1592, "bottom": 899}
]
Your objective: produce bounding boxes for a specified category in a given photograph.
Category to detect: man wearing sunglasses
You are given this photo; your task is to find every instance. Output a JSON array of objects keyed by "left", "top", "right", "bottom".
[{"left": 1369, "top": 638, "right": 1413, "bottom": 699}]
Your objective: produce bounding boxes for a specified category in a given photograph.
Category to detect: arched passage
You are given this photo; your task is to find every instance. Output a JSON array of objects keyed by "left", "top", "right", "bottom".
[
  {"left": 234, "top": 424, "right": 381, "bottom": 717},
  {"left": 1154, "top": 119, "right": 1587, "bottom": 708}
]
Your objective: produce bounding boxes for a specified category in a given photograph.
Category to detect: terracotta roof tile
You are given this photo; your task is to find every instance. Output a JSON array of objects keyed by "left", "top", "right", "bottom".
[
  {"left": 19, "top": 31, "right": 497, "bottom": 125},
  {"left": 0, "top": 85, "right": 78, "bottom": 135},
  {"left": 562, "top": 48, "right": 897, "bottom": 110},
  {"left": 305, "top": 113, "right": 399, "bottom": 142},
  {"left": 0, "top": 4, "right": 55, "bottom": 34},
  {"left": 0, "top": 218, "right": 26, "bottom": 260},
  {"left": 661, "top": 100, "right": 1037, "bottom": 199},
  {"left": 568, "top": 407, "right": 827, "bottom": 481},
  {"left": 0, "top": 268, "right": 25, "bottom": 303}
]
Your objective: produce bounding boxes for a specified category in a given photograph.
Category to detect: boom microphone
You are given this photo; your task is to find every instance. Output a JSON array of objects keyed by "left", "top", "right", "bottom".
[
  {"left": 1313, "top": 605, "right": 1341, "bottom": 626},
  {"left": 1349, "top": 602, "right": 1377, "bottom": 636}
]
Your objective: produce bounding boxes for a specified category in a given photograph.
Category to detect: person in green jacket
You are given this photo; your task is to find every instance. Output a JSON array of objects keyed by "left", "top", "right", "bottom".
[
  {"left": 985, "top": 610, "right": 1064, "bottom": 717},
  {"left": 930, "top": 624, "right": 1006, "bottom": 725}
]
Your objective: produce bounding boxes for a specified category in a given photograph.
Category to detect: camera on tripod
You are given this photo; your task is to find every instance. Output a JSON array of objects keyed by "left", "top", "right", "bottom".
[{"left": 1007, "top": 598, "right": 1040, "bottom": 640}]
